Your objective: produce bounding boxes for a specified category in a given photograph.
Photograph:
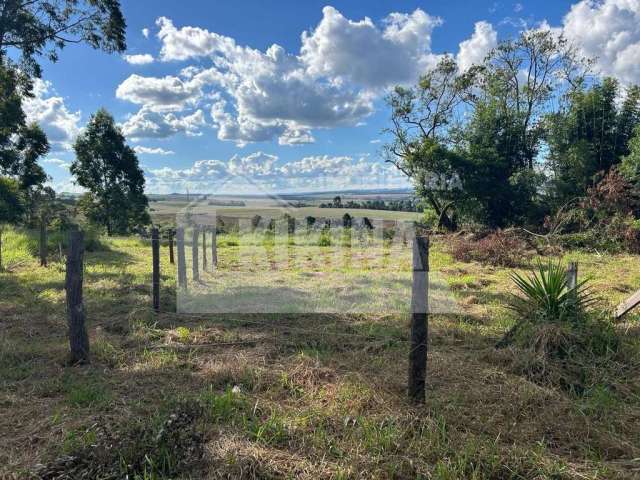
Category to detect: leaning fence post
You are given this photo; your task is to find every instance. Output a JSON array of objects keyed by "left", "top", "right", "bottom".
[
  {"left": 192, "top": 225, "right": 200, "bottom": 281},
  {"left": 176, "top": 227, "right": 187, "bottom": 289},
  {"left": 65, "top": 229, "right": 89, "bottom": 365},
  {"left": 168, "top": 230, "right": 174, "bottom": 264},
  {"left": 408, "top": 236, "right": 429, "bottom": 404},
  {"left": 152, "top": 227, "right": 160, "bottom": 312}
]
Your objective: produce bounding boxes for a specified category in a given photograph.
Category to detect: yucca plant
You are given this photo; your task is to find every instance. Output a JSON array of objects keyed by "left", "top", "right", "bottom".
[{"left": 508, "top": 261, "right": 596, "bottom": 325}]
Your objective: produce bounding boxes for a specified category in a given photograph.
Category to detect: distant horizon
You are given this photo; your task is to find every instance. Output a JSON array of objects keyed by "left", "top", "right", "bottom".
[{"left": 57, "top": 186, "right": 416, "bottom": 199}]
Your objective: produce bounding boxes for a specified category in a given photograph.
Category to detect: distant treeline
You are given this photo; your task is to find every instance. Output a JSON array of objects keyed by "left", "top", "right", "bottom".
[{"left": 319, "top": 196, "right": 422, "bottom": 212}]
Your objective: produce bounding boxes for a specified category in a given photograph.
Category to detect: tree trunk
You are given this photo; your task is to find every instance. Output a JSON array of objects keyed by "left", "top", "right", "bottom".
[
  {"left": 0, "top": 228, "right": 3, "bottom": 272},
  {"left": 425, "top": 193, "right": 456, "bottom": 231},
  {"left": 65, "top": 230, "right": 89, "bottom": 365}
]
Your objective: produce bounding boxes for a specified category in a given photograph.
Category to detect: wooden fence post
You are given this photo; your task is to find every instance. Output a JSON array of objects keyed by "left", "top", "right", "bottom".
[
  {"left": 566, "top": 262, "right": 578, "bottom": 290},
  {"left": 176, "top": 227, "right": 187, "bottom": 289},
  {"left": 168, "top": 230, "right": 174, "bottom": 264},
  {"left": 202, "top": 227, "right": 207, "bottom": 270},
  {"left": 152, "top": 227, "right": 160, "bottom": 312},
  {"left": 192, "top": 225, "right": 200, "bottom": 281},
  {"left": 65, "top": 229, "right": 89, "bottom": 365},
  {"left": 211, "top": 226, "right": 217, "bottom": 269},
  {"left": 408, "top": 236, "right": 429, "bottom": 404},
  {"left": 39, "top": 219, "right": 47, "bottom": 267}
]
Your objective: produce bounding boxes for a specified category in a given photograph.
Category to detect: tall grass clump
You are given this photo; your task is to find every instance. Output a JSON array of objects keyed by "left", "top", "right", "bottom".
[{"left": 493, "top": 261, "right": 625, "bottom": 395}]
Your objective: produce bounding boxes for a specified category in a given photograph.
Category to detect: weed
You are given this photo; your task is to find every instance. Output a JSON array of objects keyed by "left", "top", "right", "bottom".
[{"left": 63, "top": 375, "right": 111, "bottom": 408}]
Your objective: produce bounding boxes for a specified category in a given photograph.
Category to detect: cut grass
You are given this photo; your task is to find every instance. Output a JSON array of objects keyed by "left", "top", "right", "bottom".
[{"left": 0, "top": 227, "right": 638, "bottom": 478}]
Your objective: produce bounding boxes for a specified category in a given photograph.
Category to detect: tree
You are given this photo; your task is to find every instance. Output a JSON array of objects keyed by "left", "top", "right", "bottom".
[
  {"left": 386, "top": 30, "right": 590, "bottom": 229},
  {"left": 476, "top": 29, "right": 588, "bottom": 170},
  {"left": 384, "top": 56, "right": 474, "bottom": 230},
  {"left": 0, "top": 64, "right": 48, "bottom": 190},
  {"left": 0, "top": 176, "right": 24, "bottom": 271},
  {"left": 547, "top": 79, "right": 640, "bottom": 206},
  {"left": 459, "top": 99, "right": 546, "bottom": 226},
  {"left": 71, "top": 109, "right": 150, "bottom": 235},
  {"left": 0, "top": 0, "right": 126, "bottom": 78},
  {"left": 621, "top": 125, "right": 640, "bottom": 185}
]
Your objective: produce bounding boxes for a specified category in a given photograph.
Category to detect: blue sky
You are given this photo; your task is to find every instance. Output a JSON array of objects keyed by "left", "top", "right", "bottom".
[{"left": 24, "top": 0, "right": 640, "bottom": 194}]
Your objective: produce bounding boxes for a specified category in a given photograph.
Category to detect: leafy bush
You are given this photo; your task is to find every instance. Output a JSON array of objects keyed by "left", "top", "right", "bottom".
[
  {"left": 452, "top": 230, "right": 530, "bottom": 267},
  {"left": 421, "top": 208, "right": 439, "bottom": 229},
  {"left": 318, "top": 229, "right": 331, "bottom": 247}
]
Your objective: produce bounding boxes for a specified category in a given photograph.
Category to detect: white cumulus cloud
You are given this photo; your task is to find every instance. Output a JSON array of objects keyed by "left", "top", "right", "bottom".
[
  {"left": 133, "top": 146, "right": 175, "bottom": 155},
  {"left": 301, "top": 6, "right": 442, "bottom": 87},
  {"left": 121, "top": 106, "right": 206, "bottom": 139},
  {"left": 559, "top": 0, "right": 640, "bottom": 84},
  {"left": 135, "top": 8, "right": 454, "bottom": 146},
  {"left": 456, "top": 21, "right": 498, "bottom": 71},
  {"left": 146, "top": 151, "right": 409, "bottom": 193},
  {"left": 116, "top": 74, "right": 201, "bottom": 111},
  {"left": 22, "top": 79, "right": 81, "bottom": 149},
  {"left": 123, "top": 53, "right": 154, "bottom": 65}
]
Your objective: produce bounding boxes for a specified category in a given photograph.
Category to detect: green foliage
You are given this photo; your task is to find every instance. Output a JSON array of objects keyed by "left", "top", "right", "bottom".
[
  {"left": 621, "top": 124, "right": 640, "bottom": 183},
  {"left": 509, "top": 261, "right": 595, "bottom": 325},
  {"left": 72, "top": 109, "right": 150, "bottom": 235},
  {"left": 0, "top": 0, "right": 126, "bottom": 78},
  {"left": 0, "top": 176, "right": 24, "bottom": 225},
  {"left": 547, "top": 79, "right": 640, "bottom": 207},
  {"left": 386, "top": 30, "right": 589, "bottom": 229},
  {"left": 63, "top": 375, "right": 111, "bottom": 408},
  {"left": 0, "top": 65, "right": 48, "bottom": 191},
  {"left": 318, "top": 228, "right": 332, "bottom": 247}
]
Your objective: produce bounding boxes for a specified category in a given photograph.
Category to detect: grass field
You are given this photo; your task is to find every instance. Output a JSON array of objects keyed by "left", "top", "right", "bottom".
[
  {"left": 148, "top": 196, "right": 423, "bottom": 226},
  {"left": 1, "top": 227, "right": 639, "bottom": 479}
]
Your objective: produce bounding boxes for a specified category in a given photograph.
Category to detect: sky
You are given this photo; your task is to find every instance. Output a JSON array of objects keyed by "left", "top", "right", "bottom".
[{"left": 23, "top": 0, "right": 640, "bottom": 194}]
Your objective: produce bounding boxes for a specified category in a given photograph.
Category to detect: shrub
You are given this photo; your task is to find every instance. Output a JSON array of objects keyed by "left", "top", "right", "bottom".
[
  {"left": 452, "top": 230, "right": 530, "bottom": 267},
  {"left": 318, "top": 229, "right": 331, "bottom": 247},
  {"left": 492, "top": 261, "right": 624, "bottom": 395},
  {"left": 508, "top": 261, "right": 596, "bottom": 326},
  {"left": 421, "top": 208, "right": 439, "bottom": 229}
]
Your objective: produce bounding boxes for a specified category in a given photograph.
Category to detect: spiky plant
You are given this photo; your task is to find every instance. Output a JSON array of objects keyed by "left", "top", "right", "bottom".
[{"left": 509, "top": 261, "right": 596, "bottom": 325}]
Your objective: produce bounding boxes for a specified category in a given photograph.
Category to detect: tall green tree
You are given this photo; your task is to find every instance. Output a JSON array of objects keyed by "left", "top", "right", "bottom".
[
  {"left": 71, "top": 109, "right": 149, "bottom": 235},
  {"left": 547, "top": 79, "right": 640, "bottom": 206},
  {"left": 386, "top": 30, "right": 587, "bottom": 228},
  {"left": 459, "top": 100, "right": 546, "bottom": 226},
  {"left": 0, "top": 64, "right": 48, "bottom": 189},
  {"left": 0, "top": 0, "right": 126, "bottom": 78},
  {"left": 385, "top": 56, "right": 475, "bottom": 230},
  {"left": 621, "top": 125, "right": 640, "bottom": 185}
]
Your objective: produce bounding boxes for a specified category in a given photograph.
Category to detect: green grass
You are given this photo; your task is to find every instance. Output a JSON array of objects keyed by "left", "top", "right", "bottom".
[{"left": 0, "top": 225, "right": 639, "bottom": 479}]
